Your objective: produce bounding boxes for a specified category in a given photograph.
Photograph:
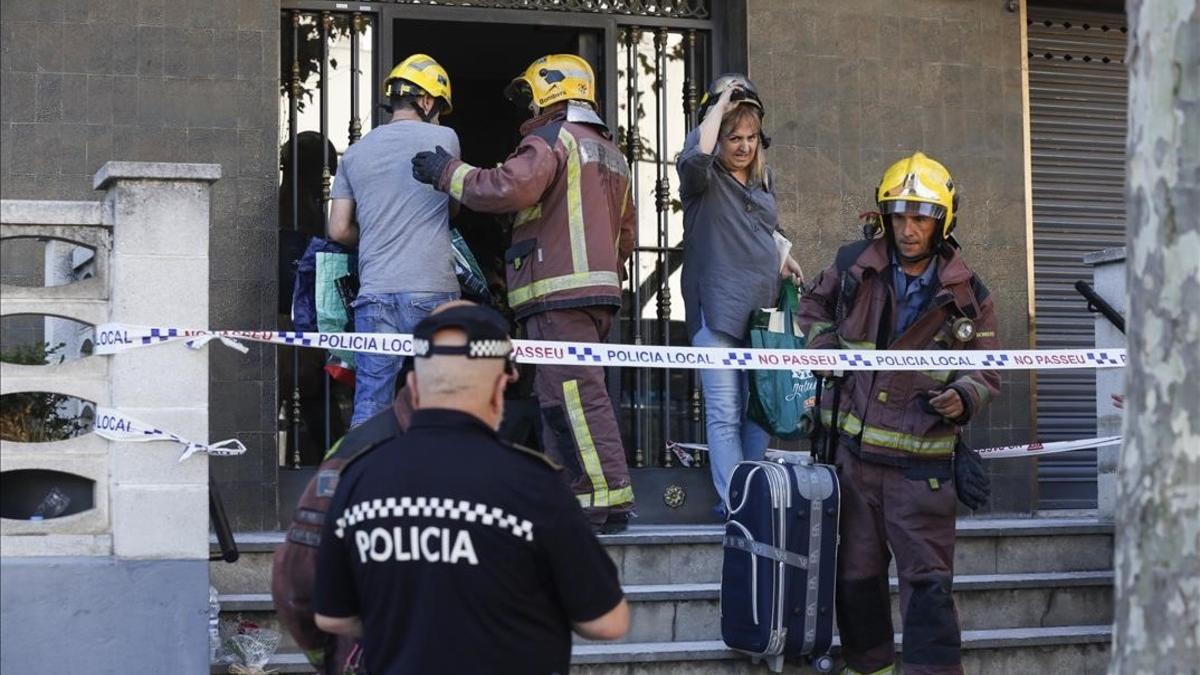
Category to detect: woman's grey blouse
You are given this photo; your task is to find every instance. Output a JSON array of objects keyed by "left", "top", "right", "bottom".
[{"left": 677, "top": 128, "right": 781, "bottom": 342}]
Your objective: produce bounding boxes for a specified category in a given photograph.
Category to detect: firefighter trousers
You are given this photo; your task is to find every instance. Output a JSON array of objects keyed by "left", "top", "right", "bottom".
[
  {"left": 834, "top": 443, "right": 962, "bottom": 675},
  {"left": 523, "top": 306, "right": 634, "bottom": 524}
]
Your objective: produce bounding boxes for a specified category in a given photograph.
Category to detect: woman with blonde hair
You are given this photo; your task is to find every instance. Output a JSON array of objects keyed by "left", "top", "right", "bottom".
[{"left": 677, "top": 74, "right": 803, "bottom": 516}]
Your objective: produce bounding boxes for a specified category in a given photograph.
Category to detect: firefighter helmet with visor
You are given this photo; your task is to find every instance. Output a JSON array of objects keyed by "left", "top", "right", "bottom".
[
  {"left": 504, "top": 54, "right": 596, "bottom": 111},
  {"left": 875, "top": 151, "right": 958, "bottom": 240}
]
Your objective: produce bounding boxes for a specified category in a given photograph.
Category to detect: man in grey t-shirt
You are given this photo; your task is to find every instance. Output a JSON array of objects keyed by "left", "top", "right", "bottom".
[{"left": 329, "top": 54, "right": 461, "bottom": 426}]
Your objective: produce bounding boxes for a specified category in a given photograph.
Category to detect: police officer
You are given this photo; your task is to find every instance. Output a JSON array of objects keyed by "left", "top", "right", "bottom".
[
  {"left": 314, "top": 301, "right": 629, "bottom": 675},
  {"left": 411, "top": 54, "right": 637, "bottom": 532},
  {"left": 797, "top": 153, "right": 998, "bottom": 675}
]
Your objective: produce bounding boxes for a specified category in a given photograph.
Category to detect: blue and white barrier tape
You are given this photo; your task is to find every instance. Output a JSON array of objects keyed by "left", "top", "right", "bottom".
[
  {"left": 94, "top": 323, "right": 1128, "bottom": 372},
  {"left": 669, "top": 435, "right": 1122, "bottom": 463},
  {"left": 93, "top": 407, "right": 247, "bottom": 462}
]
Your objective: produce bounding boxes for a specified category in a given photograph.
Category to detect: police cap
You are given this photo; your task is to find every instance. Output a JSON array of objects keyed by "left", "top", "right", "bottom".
[{"left": 412, "top": 304, "right": 514, "bottom": 372}]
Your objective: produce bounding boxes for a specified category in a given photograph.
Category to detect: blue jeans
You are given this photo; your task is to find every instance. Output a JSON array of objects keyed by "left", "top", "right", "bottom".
[
  {"left": 350, "top": 291, "right": 458, "bottom": 426},
  {"left": 693, "top": 321, "right": 770, "bottom": 508}
]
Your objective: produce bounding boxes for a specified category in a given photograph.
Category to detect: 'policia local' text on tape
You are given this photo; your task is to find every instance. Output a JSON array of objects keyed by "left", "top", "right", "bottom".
[
  {"left": 93, "top": 324, "right": 1128, "bottom": 372},
  {"left": 93, "top": 407, "right": 247, "bottom": 462}
]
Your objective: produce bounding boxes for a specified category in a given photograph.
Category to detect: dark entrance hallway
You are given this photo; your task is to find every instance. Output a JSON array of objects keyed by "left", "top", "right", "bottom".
[{"left": 391, "top": 20, "right": 603, "bottom": 297}]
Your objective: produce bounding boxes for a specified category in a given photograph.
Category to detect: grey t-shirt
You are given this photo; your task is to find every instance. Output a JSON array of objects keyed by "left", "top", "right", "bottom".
[{"left": 331, "top": 120, "right": 460, "bottom": 295}]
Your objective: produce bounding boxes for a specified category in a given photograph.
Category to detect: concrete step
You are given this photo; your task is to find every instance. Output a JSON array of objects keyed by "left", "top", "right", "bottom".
[
  {"left": 217, "top": 570, "right": 1112, "bottom": 650},
  {"left": 212, "top": 625, "right": 1112, "bottom": 674},
  {"left": 211, "top": 518, "right": 1114, "bottom": 594}
]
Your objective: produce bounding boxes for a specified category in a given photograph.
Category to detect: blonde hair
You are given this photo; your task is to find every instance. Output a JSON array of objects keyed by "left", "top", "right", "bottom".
[{"left": 719, "top": 103, "right": 767, "bottom": 187}]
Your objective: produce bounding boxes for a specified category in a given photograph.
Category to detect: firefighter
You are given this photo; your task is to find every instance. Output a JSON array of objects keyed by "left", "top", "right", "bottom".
[
  {"left": 411, "top": 54, "right": 637, "bottom": 532},
  {"left": 271, "top": 371, "right": 414, "bottom": 674},
  {"left": 796, "top": 152, "right": 998, "bottom": 675}
]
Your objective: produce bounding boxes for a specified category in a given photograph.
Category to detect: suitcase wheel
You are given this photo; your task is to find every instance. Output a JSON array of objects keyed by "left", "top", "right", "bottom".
[{"left": 812, "top": 654, "right": 835, "bottom": 673}]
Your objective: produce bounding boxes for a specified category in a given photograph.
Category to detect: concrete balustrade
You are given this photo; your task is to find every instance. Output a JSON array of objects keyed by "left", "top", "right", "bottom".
[{"left": 1, "top": 162, "right": 220, "bottom": 673}]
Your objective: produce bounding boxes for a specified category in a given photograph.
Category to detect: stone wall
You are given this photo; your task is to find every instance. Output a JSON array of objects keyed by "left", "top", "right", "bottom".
[
  {"left": 747, "top": 0, "right": 1036, "bottom": 513},
  {"left": 0, "top": 0, "right": 282, "bottom": 528}
]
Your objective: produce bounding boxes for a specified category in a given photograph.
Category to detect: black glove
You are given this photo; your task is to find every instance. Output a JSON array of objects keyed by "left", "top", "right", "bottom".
[
  {"left": 954, "top": 441, "right": 990, "bottom": 510},
  {"left": 411, "top": 145, "right": 453, "bottom": 186}
]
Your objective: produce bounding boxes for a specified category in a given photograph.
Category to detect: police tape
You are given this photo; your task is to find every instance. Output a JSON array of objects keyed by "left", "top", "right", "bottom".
[
  {"left": 93, "top": 323, "right": 1129, "bottom": 372},
  {"left": 668, "top": 435, "right": 1121, "bottom": 464},
  {"left": 93, "top": 407, "right": 247, "bottom": 462}
]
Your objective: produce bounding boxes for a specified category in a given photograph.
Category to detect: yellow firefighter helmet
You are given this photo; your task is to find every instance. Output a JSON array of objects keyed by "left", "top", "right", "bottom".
[
  {"left": 382, "top": 53, "right": 452, "bottom": 115},
  {"left": 875, "top": 151, "right": 958, "bottom": 239},
  {"left": 505, "top": 54, "right": 596, "bottom": 110}
]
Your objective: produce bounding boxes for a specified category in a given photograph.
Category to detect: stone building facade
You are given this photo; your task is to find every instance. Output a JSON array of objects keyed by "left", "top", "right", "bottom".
[{"left": 1, "top": 0, "right": 1125, "bottom": 530}]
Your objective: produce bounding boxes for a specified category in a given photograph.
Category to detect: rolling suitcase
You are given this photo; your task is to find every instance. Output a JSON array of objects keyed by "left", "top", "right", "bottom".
[{"left": 720, "top": 450, "right": 840, "bottom": 673}]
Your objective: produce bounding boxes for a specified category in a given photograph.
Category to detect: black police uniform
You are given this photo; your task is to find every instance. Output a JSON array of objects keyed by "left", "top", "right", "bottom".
[{"left": 314, "top": 407, "right": 624, "bottom": 675}]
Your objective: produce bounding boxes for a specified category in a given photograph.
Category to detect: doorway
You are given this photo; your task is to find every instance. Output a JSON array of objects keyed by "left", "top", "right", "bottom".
[{"left": 276, "top": 3, "right": 722, "bottom": 527}]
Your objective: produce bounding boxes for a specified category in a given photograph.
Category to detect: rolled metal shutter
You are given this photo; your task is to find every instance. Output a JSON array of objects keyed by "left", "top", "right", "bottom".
[{"left": 1027, "top": 7, "right": 1127, "bottom": 509}]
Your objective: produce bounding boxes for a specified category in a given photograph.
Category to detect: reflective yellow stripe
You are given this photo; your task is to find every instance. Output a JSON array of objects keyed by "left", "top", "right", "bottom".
[
  {"left": 514, "top": 204, "right": 541, "bottom": 228},
  {"left": 564, "top": 380, "right": 612, "bottom": 508},
  {"left": 820, "top": 409, "right": 956, "bottom": 456},
  {"left": 322, "top": 436, "right": 344, "bottom": 462},
  {"left": 507, "top": 270, "right": 620, "bottom": 307},
  {"left": 577, "top": 485, "right": 634, "bottom": 508},
  {"left": 558, "top": 128, "right": 588, "bottom": 273},
  {"left": 448, "top": 163, "right": 473, "bottom": 201}
]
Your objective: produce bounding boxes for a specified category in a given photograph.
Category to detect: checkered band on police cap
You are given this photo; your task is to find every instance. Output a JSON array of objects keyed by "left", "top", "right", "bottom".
[{"left": 412, "top": 304, "right": 513, "bottom": 362}]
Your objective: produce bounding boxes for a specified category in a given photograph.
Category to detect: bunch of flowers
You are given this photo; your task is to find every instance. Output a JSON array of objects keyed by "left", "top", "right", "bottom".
[{"left": 217, "top": 616, "right": 281, "bottom": 674}]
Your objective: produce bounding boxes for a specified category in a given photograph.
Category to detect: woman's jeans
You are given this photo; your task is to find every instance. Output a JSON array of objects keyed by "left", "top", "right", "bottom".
[
  {"left": 692, "top": 322, "right": 770, "bottom": 508},
  {"left": 350, "top": 290, "right": 458, "bottom": 426}
]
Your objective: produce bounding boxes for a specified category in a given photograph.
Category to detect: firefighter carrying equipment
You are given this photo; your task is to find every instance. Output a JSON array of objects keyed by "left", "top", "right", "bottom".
[
  {"left": 875, "top": 151, "right": 958, "bottom": 246},
  {"left": 504, "top": 54, "right": 597, "bottom": 111},
  {"left": 697, "top": 73, "right": 772, "bottom": 149},
  {"left": 383, "top": 53, "right": 453, "bottom": 117},
  {"left": 797, "top": 237, "right": 1001, "bottom": 463}
]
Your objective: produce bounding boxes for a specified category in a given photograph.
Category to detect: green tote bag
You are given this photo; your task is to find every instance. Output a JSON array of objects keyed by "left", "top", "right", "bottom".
[{"left": 747, "top": 283, "right": 818, "bottom": 439}]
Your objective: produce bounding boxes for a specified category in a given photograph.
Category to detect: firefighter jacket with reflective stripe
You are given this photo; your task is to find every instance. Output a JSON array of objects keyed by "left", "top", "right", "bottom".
[
  {"left": 796, "top": 238, "right": 1001, "bottom": 462},
  {"left": 271, "top": 406, "right": 403, "bottom": 671},
  {"left": 435, "top": 108, "right": 636, "bottom": 320}
]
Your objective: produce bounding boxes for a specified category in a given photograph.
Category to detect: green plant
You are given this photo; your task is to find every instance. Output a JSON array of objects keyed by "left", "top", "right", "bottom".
[{"left": 0, "top": 342, "right": 90, "bottom": 442}]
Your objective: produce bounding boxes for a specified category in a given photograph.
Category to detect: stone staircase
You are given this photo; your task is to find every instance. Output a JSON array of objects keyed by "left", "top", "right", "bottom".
[{"left": 210, "top": 517, "right": 1113, "bottom": 674}]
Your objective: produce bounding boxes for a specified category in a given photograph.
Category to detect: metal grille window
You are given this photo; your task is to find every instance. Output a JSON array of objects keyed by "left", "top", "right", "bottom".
[
  {"left": 1027, "top": 6, "right": 1127, "bottom": 510},
  {"left": 278, "top": 9, "right": 376, "bottom": 467},
  {"left": 617, "top": 26, "right": 709, "bottom": 470}
]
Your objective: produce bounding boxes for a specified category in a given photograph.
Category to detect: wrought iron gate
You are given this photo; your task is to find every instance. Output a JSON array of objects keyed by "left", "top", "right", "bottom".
[{"left": 277, "top": 2, "right": 721, "bottom": 477}]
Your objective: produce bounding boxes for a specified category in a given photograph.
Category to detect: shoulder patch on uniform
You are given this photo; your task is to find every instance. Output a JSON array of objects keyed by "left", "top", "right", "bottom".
[
  {"left": 505, "top": 441, "right": 562, "bottom": 470},
  {"left": 315, "top": 469, "right": 340, "bottom": 498}
]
